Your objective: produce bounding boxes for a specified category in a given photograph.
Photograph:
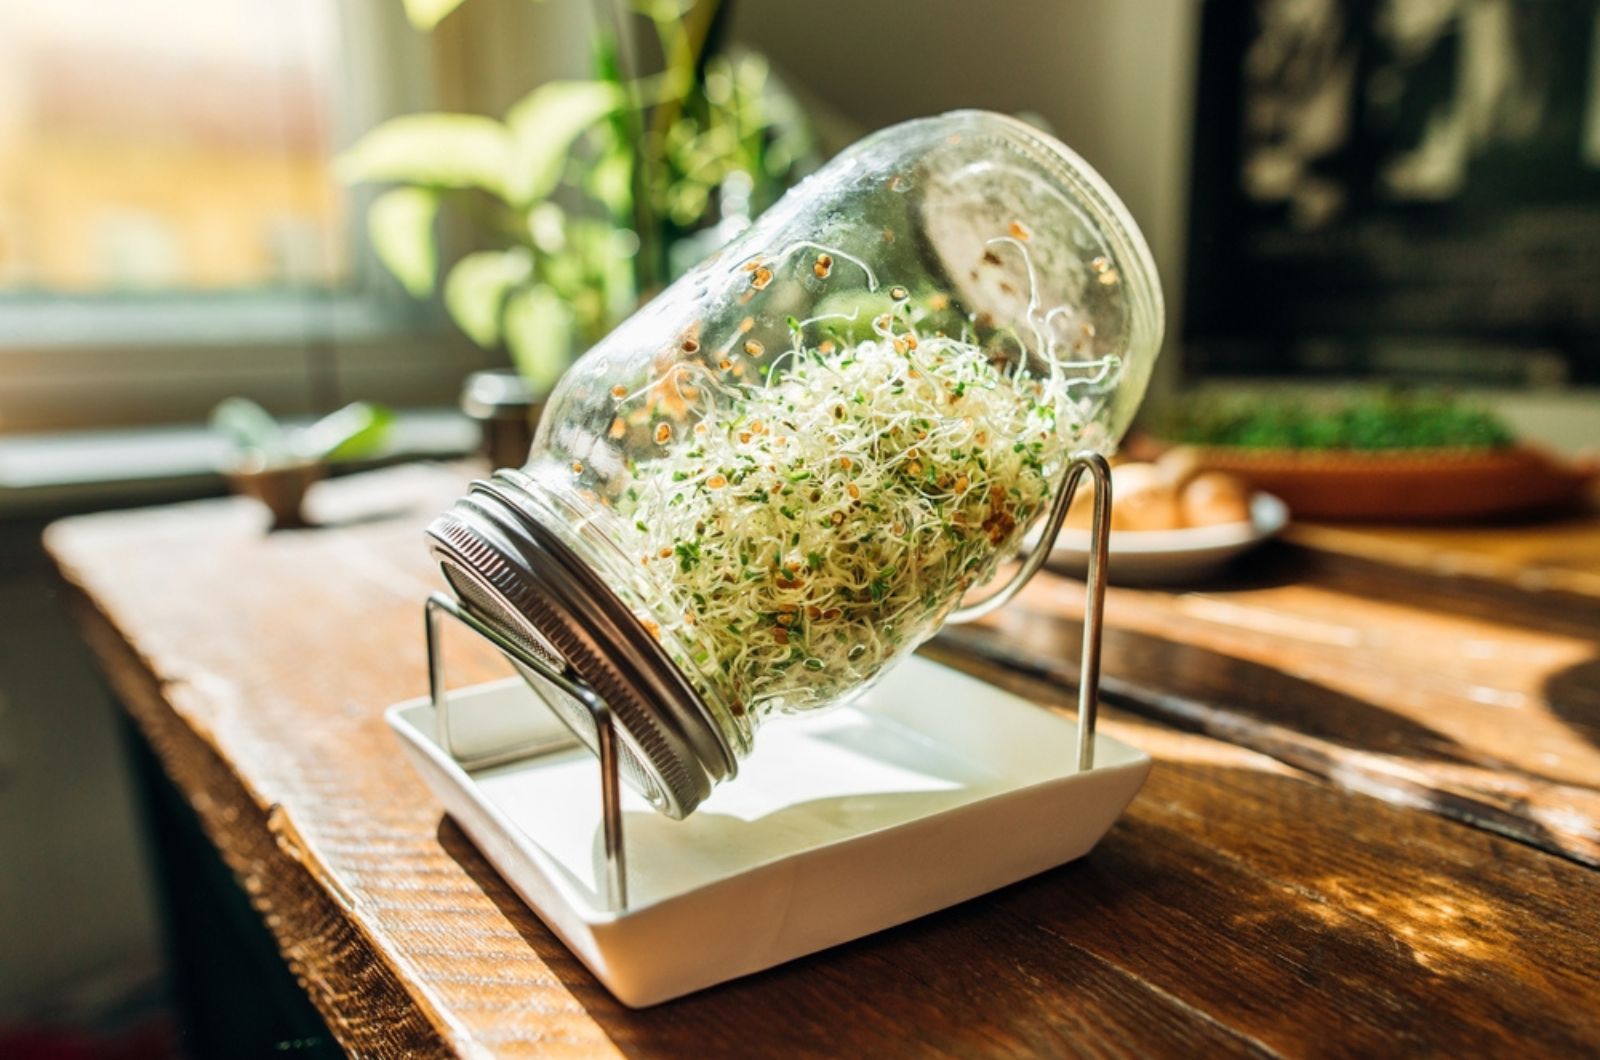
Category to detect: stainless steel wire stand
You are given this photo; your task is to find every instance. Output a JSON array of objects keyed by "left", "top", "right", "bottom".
[
  {"left": 425, "top": 592, "right": 628, "bottom": 910},
  {"left": 422, "top": 451, "right": 1113, "bottom": 913},
  {"left": 1064, "top": 452, "right": 1112, "bottom": 773}
]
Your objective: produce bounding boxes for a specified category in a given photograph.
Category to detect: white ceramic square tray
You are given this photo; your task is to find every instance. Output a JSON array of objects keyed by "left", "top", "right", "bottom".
[{"left": 387, "top": 654, "right": 1151, "bottom": 1007}]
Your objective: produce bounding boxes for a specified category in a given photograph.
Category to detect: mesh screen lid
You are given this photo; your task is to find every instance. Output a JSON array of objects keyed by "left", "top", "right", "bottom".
[{"left": 424, "top": 475, "right": 735, "bottom": 819}]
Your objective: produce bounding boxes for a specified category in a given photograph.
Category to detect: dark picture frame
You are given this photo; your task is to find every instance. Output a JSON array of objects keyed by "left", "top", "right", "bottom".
[{"left": 1184, "top": 0, "right": 1600, "bottom": 386}]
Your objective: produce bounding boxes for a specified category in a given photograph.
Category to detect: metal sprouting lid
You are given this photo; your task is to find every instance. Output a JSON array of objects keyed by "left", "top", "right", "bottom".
[{"left": 424, "top": 472, "right": 736, "bottom": 819}]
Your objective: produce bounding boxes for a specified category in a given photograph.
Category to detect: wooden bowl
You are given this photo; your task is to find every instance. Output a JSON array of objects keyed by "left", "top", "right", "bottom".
[
  {"left": 1179, "top": 445, "right": 1592, "bottom": 522},
  {"left": 226, "top": 458, "right": 326, "bottom": 530}
]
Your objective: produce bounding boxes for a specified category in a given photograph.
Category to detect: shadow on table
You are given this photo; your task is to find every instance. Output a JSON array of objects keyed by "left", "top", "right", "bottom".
[
  {"left": 1278, "top": 543, "right": 1600, "bottom": 642},
  {"left": 944, "top": 618, "right": 1487, "bottom": 772},
  {"left": 1039, "top": 538, "right": 1318, "bottom": 593},
  {"left": 1544, "top": 653, "right": 1600, "bottom": 753},
  {"left": 1157, "top": 538, "right": 1325, "bottom": 592},
  {"left": 434, "top": 819, "right": 617, "bottom": 1001}
]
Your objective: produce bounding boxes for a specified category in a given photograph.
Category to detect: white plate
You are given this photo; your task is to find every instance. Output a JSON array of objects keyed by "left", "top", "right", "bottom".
[
  {"left": 1044, "top": 491, "right": 1289, "bottom": 586},
  {"left": 387, "top": 654, "right": 1150, "bottom": 1007}
]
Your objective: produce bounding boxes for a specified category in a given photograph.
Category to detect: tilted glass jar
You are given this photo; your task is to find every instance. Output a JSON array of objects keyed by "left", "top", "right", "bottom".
[{"left": 427, "top": 110, "right": 1163, "bottom": 818}]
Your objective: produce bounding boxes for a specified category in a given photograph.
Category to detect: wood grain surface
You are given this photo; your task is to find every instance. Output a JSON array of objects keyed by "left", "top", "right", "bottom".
[
  {"left": 44, "top": 463, "right": 1600, "bottom": 1058},
  {"left": 1286, "top": 512, "right": 1600, "bottom": 599},
  {"left": 942, "top": 536, "right": 1600, "bottom": 869}
]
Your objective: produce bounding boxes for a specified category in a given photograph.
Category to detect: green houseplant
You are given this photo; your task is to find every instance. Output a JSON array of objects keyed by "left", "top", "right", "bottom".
[
  {"left": 211, "top": 399, "right": 394, "bottom": 529},
  {"left": 339, "top": 0, "right": 811, "bottom": 407}
]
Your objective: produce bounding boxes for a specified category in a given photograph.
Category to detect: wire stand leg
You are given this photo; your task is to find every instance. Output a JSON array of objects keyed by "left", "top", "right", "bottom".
[
  {"left": 1074, "top": 454, "right": 1111, "bottom": 773},
  {"left": 425, "top": 592, "right": 628, "bottom": 910}
]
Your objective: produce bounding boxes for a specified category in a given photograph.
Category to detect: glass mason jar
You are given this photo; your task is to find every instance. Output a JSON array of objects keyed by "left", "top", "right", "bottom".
[{"left": 428, "top": 110, "right": 1163, "bottom": 818}]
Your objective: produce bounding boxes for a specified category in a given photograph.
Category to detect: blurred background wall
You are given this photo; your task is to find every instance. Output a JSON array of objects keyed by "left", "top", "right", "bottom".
[{"left": 733, "top": 0, "right": 1202, "bottom": 405}]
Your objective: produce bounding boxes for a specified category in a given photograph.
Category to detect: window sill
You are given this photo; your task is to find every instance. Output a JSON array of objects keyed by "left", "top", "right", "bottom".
[{"left": 0, "top": 409, "right": 478, "bottom": 517}]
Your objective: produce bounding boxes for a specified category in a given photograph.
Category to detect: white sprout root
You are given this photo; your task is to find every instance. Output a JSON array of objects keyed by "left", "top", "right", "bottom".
[{"left": 610, "top": 301, "right": 1113, "bottom": 737}]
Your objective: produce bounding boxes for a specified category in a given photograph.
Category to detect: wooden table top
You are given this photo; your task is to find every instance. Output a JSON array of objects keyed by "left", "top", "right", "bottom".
[{"left": 45, "top": 462, "right": 1600, "bottom": 1058}]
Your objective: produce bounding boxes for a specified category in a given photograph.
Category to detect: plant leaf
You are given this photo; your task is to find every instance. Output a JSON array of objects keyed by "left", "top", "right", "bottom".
[
  {"left": 503, "top": 284, "right": 574, "bottom": 393},
  {"left": 211, "top": 397, "right": 289, "bottom": 467},
  {"left": 585, "top": 147, "right": 634, "bottom": 217},
  {"left": 211, "top": 397, "right": 288, "bottom": 462},
  {"left": 527, "top": 201, "right": 567, "bottom": 254},
  {"left": 505, "top": 81, "right": 624, "bottom": 206},
  {"left": 567, "top": 218, "right": 637, "bottom": 323},
  {"left": 402, "top": 0, "right": 467, "bottom": 31},
  {"left": 367, "top": 187, "right": 439, "bottom": 297},
  {"left": 299, "top": 402, "right": 396, "bottom": 462},
  {"left": 443, "top": 248, "right": 532, "bottom": 348},
  {"left": 336, "top": 114, "right": 511, "bottom": 198}
]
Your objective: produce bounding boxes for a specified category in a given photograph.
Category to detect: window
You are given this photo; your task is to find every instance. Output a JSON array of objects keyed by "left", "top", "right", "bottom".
[
  {"left": 0, "top": 0, "right": 481, "bottom": 433},
  {"left": 0, "top": 0, "right": 353, "bottom": 294}
]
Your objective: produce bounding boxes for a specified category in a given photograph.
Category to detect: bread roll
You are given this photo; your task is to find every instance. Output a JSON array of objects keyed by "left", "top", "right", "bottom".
[
  {"left": 1181, "top": 471, "right": 1252, "bottom": 527},
  {"left": 1155, "top": 445, "right": 1205, "bottom": 492},
  {"left": 1109, "top": 462, "right": 1183, "bottom": 531}
]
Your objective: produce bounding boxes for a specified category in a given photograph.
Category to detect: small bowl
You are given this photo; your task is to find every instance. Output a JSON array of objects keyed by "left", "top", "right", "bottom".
[
  {"left": 1043, "top": 492, "right": 1289, "bottom": 585},
  {"left": 225, "top": 457, "right": 326, "bottom": 531}
]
